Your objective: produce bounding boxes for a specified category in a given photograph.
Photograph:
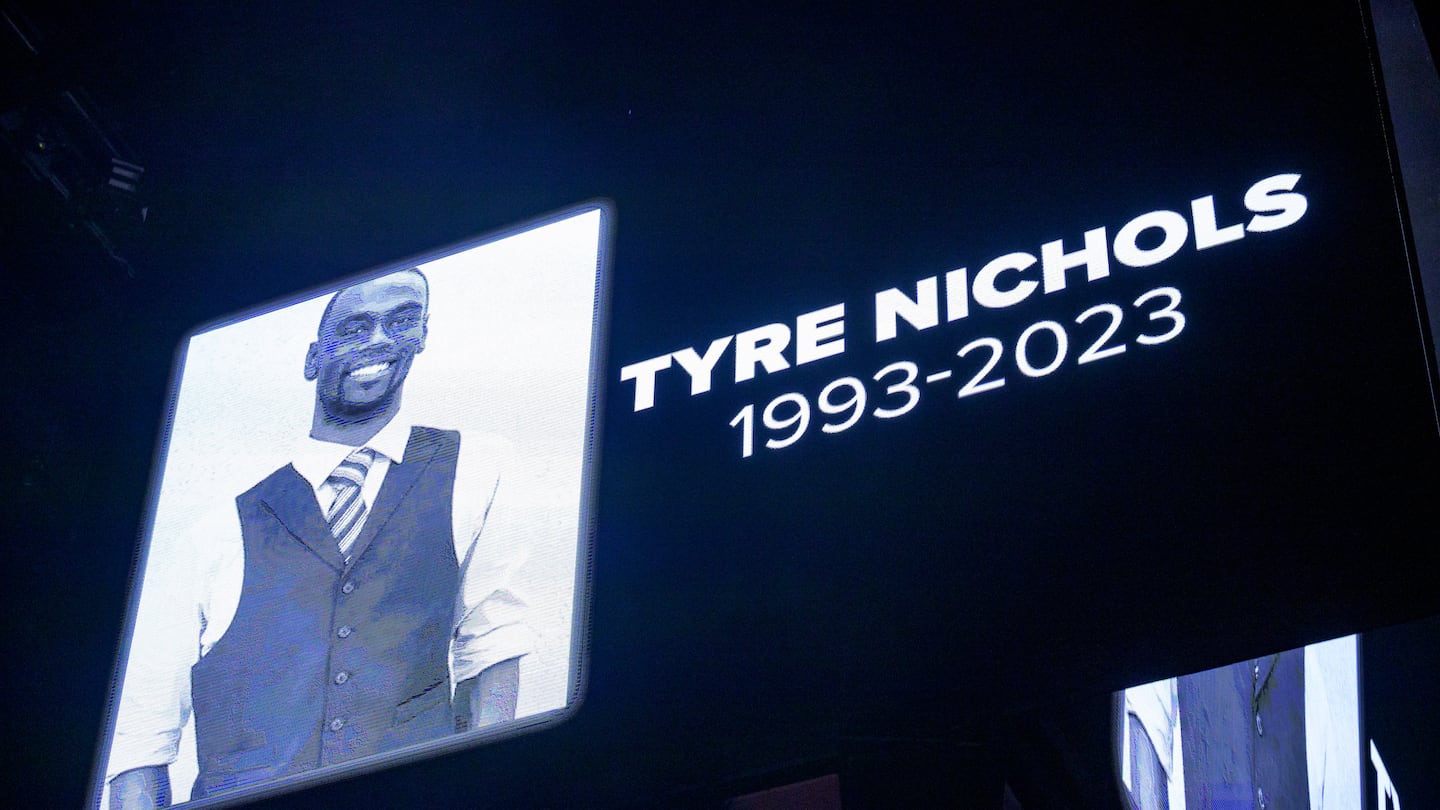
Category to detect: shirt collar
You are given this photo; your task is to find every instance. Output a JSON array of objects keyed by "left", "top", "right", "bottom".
[{"left": 292, "top": 414, "right": 415, "bottom": 487}]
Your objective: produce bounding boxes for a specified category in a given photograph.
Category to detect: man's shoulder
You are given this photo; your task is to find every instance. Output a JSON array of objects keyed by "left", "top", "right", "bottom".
[
  {"left": 411, "top": 428, "right": 516, "bottom": 496},
  {"left": 411, "top": 425, "right": 515, "bottom": 458},
  {"left": 237, "top": 462, "right": 308, "bottom": 503},
  {"left": 409, "top": 424, "right": 461, "bottom": 445}
]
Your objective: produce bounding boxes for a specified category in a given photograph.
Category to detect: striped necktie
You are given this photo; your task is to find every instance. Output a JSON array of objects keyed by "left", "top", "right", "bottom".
[{"left": 325, "top": 447, "right": 376, "bottom": 562}]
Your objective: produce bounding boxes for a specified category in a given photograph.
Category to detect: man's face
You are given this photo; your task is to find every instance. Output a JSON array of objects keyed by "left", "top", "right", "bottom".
[{"left": 305, "top": 271, "right": 428, "bottom": 423}]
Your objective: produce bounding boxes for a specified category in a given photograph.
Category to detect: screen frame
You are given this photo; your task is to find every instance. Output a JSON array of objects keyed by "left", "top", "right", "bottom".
[{"left": 88, "top": 199, "right": 613, "bottom": 808}]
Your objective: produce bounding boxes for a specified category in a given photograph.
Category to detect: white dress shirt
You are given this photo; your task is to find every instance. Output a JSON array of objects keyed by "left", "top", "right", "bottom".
[{"left": 106, "top": 415, "right": 534, "bottom": 783}]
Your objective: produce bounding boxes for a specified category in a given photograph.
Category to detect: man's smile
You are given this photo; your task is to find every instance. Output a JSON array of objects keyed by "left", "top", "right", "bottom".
[{"left": 347, "top": 361, "right": 394, "bottom": 382}]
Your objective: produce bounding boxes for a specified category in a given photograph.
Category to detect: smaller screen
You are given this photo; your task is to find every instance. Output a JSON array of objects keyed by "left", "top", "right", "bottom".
[{"left": 1117, "top": 635, "right": 1361, "bottom": 810}]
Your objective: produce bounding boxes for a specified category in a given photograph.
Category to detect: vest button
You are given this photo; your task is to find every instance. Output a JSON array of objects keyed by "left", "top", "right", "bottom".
[
  {"left": 341, "top": 581, "right": 355, "bottom": 594},
  {"left": 329, "top": 718, "right": 345, "bottom": 732},
  {"left": 334, "top": 671, "right": 350, "bottom": 685},
  {"left": 337, "top": 625, "right": 352, "bottom": 638}
]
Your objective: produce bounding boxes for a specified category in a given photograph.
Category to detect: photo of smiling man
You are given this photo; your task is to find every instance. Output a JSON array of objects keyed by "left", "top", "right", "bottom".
[{"left": 98, "top": 208, "right": 604, "bottom": 808}]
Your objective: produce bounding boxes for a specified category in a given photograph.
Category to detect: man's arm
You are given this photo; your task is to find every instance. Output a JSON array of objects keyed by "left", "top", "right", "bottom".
[
  {"left": 107, "top": 504, "right": 236, "bottom": 809},
  {"left": 450, "top": 433, "right": 535, "bottom": 730},
  {"left": 109, "top": 766, "right": 171, "bottom": 810},
  {"left": 453, "top": 657, "right": 521, "bottom": 732}
]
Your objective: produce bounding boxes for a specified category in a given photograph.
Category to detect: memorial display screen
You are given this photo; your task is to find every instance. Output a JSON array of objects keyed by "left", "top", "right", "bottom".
[
  {"left": 56, "top": 2, "right": 1440, "bottom": 807},
  {"left": 93, "top": 205, "right": 607, "bottom": 807}
]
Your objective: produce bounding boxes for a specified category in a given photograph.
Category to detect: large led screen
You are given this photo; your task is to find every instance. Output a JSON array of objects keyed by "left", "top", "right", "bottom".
[
  {"left": 92, "top": 204, "right": 608, "bottom": 807},
  {"left": 29, "top": 2, "right": 1438, "bottom": 807}
]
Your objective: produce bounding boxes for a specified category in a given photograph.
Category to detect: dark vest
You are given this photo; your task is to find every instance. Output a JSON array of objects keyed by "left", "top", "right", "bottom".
[
  {"left": 1177, "top": 650, "right": 1309, "bottom": 809},
  {"left": 190, "top": 427, "right": 460, "bottom": 799}
]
